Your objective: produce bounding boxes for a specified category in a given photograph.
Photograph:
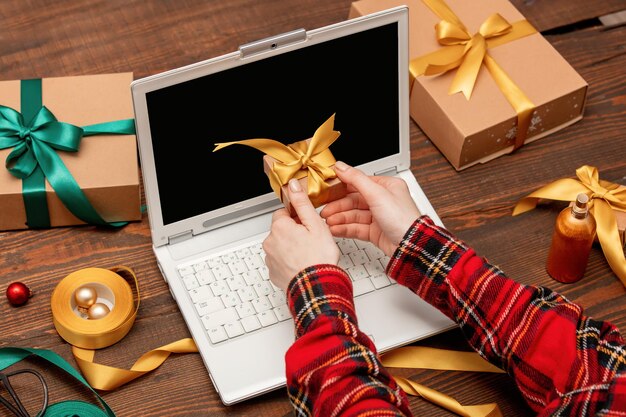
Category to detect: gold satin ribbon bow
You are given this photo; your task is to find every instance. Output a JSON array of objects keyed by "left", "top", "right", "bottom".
[
  {"left": 213, "top": 113, "right": 340, "bottom": 206},
  {"left": 513, "top": 165, "right": 626, "bottom": 286},
  {"left": 382, "top": 346, "right": 505, "bottom": 416},
  {"left": 50, "top": 266, "right": 199, "bottom": 391},
  {"left": 412, "top": 0, "right": 537, "bottom": 149}
]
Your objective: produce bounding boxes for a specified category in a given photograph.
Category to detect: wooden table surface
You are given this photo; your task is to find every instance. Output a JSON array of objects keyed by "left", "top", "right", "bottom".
[{"left": 1, "top": 1, "right": 625, "bottom": 416}]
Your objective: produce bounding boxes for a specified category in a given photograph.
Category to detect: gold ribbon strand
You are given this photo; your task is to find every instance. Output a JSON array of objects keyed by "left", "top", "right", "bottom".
[
  {"left": 213, "top": 113, "right": 340, "bottom": 206},
  {"left": 72, "top": 338, "right": 198, "bottom": 391},
  {"left": 50, "top": 266, "right": 199, "bottom": 391},
  {"left": 382, "top": 346, "right": 504, "bottom": 417},
  {"left": 412, "top": 0, "right": 537, "bottom": 150},
  {"left": 513, "top": 165, "right": 626, "bottom": 285}
]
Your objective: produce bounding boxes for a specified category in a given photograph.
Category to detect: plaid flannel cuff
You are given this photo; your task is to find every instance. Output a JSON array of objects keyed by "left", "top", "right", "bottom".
[
  {"left": 387, "top": 215, "right": 469, "bottom": 291},
  {"left": 287, "top": 264, "right": 356, "bottom": 338}
]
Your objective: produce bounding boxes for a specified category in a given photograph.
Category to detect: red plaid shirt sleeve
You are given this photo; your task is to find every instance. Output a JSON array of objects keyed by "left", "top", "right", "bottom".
[
  {"left": 285, "top": 265, "right": 411, "bottom": 417},
  {"left": 285, "top": 215, "right": 626, "bottom": 416},
  {"left": 387, "top": 216, "right": 626, "bottom": 416}
]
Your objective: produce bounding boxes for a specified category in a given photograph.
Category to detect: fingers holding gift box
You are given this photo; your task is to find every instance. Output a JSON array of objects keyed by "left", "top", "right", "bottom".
[
  {"left": 213, "top": 113, "right": 347, "bottom": 216},
  {"left": 263, "top": 151, "right": 347, "bottom": 216}
]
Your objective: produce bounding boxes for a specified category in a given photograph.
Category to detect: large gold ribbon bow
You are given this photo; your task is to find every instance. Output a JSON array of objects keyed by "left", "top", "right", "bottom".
[
  {"left": 213, "top": 113, "right": 340, "bottom": 206},
  {"left": 513, "top": 165, "right": 626, "bottom": 286},
  {"left": 412, "top": 0, "right": 537, "bottom": 149}
]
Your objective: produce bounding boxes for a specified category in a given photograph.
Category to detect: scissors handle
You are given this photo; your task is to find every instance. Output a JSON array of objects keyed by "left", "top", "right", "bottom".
[{"left": 0, "top": 369, "right": 49, "bottom": 417}]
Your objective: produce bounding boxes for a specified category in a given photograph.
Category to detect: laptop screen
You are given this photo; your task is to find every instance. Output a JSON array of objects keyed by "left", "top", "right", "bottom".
[{"left": 146, "top": 22, "right": 399, "bottom": 226}]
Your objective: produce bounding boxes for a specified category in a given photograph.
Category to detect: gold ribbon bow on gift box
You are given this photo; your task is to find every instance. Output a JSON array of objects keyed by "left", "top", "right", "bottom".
[
  {"left": 412, "top": 0, "right": 538, "bottom": 150},
  {"left": 513, "top": 165, "right": 626, "bottom": 285},
  {"left": 213, "top": 113, "right": 340, "bottom": 207}
]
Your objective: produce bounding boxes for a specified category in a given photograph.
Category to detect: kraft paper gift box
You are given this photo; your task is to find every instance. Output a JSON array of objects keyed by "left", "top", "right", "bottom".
[
  {"left": 349, "top": 0, "right": 588, "bottom": 170},
  {"left": 213, "top": 113, "right": 347, "bottom": 217},
  {"left": 0, "top": 73, "right": 141, "bottom": 230},
  {"left": 262, "top": 143, "right": 347, "bottom": 216}
]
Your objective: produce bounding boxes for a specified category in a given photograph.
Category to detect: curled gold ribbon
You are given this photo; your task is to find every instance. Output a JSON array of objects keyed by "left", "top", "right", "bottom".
[
  {"left": 382, "top": 347, "right": 504, "bottom": 417},
  {"left": 412, "top": 0, "right": 537, "bottom": 150},
  {"left": 213, "top": 113, "right": 340, "bottom": 206},
  {"left": 513, "top": 165, "right": 626, "bottom": 285},
  {"left": 50, "top": 266, "right": 199, "bottom": 390},
  {"left": 72, "top": 338, "right": 198, "bottom": 391}
]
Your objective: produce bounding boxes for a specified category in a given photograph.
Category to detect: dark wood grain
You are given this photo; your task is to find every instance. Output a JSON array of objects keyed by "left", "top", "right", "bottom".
[
  {"left": 1, "top": 1, "right": 625, "bottom": 416},
  {"left": 509, "top": 0, "right": 626, "bottom": 32}
]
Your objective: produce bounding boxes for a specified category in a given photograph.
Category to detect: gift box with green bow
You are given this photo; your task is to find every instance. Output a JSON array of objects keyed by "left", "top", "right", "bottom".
[
  {"left": 0, "top": 73, "right": 142, "bottom": 230},
  {"left": 349, "top": 0, "right": 588, "bottom": 170}
]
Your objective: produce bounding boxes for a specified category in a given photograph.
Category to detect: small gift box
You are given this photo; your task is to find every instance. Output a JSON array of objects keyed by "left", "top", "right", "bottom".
[
  {"left": 214, "top": 113, "right": 347, "bottom": 216},
  {"left": 0, "top": 73, "right": 141, "bottom": 230},
  {"left": 514, "top": 165, "right": 626, "bottom": 286},
  {"left": 349, "top": 0, "right": 588, "bottom": 170},
  {"left": 262, "top": 141, "right": 347, "bottom": 216}
]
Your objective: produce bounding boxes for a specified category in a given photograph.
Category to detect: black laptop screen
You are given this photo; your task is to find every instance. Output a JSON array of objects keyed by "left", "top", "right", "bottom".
[{"left": 146, "top": 22, "right": 400, "bottom": 225}]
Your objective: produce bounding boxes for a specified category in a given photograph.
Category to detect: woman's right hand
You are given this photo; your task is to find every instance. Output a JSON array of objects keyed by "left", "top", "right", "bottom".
[{"left": 320, "top": 161, "right": 421, "bottom": 257}]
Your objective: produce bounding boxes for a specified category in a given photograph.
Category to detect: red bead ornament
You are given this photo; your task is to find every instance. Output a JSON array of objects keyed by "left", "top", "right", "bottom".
[{"left": 6, "top": 282, "right": 33, "bottom": 306}]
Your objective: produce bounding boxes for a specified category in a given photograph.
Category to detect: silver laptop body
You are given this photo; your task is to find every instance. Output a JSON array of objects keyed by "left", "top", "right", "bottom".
[{"left": 131, "top": 6, "right": 456, "bottom": 406}]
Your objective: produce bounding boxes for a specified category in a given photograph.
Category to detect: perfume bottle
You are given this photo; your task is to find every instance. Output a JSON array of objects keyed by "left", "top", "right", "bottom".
[{"left": 546, "top": 193, "right": 597, "bottom": 283}]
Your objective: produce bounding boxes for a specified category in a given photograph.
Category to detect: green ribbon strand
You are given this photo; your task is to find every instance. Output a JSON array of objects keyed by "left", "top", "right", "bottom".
[
  {"left": 0, "top": 346, "right": 115, "bottom": 417},
  {"left": 19, "top": 79, "right": 49, "bottom": 227},
  {"left": 0, "top": 78, "right": 136, "bottom": 228}
]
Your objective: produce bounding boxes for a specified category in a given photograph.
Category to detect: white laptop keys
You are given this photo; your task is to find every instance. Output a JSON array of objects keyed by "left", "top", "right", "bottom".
[{"left": 131, "top": 6, "right": 456, "bottom": 406}]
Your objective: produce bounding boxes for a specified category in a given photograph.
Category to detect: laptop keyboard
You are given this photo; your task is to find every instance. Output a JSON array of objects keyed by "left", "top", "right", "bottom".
[{"left": 176, "top": 238, "right": 395, "bottom": 345}]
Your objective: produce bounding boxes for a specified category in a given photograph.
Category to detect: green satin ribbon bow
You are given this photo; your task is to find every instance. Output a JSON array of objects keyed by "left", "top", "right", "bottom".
[
  {"left": 0, "top": 346, "right": 115, "bottom": 416},
  {"left": 0, "top": 79, "right": 136, "bottom": 228}
]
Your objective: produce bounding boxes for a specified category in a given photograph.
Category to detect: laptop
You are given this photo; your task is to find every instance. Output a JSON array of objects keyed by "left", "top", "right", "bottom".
[{"left": 130, "top": 6, "right": 456, "bottom": 406}]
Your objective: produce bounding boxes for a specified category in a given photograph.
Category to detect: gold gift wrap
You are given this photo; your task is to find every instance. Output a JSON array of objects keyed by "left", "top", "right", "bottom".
[
  {"left": 214, "top": 113, "right": 347, "bottom": 216},
  {"left": 0, "top": 73, "right": 141, "bottom": 230},
  {"left": 349, "top": 0, "right": 588, "bottom": 170}
]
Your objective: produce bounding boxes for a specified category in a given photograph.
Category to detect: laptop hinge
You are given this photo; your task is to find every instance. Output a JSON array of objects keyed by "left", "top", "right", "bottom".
[
  {"left": 374, "top": 166, "right": 398, "bottom": 176},
  {"left": 168, "top": 230, "right": 194, "bottom": 245}
]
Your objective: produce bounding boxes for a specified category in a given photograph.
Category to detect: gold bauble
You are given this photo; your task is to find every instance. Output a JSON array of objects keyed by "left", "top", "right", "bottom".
[
  {"left": 87, "top": 303, "right": 110, "bottom": 320},
  {"left": 74, "top": 286, "right": 97, "bottom": 309}
]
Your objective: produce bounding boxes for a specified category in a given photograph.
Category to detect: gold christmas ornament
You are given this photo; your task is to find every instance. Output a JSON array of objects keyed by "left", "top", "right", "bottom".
[
  {"left": 73, "top": 285, "right": 110, "bottom": 319},
  {"left": 87, "top": 303, "right": 111, "bottom": 320},
  {"left": 74, "top": 286, "right": 97, "bottom": 310}
]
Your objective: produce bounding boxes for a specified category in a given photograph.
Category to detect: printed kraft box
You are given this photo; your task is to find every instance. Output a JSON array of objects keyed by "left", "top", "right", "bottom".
[
  {"left": 349, "top": 0, "right": 588, "bottom": 170},
  {"left": 0, "top": 73, "right": 141, "bottom": 230}
]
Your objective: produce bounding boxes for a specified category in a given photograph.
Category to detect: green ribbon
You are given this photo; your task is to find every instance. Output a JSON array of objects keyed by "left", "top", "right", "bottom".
[
  {"left": 0, "top": 78, "right": 136, "bottom": 228},
  {"left": 0, "top": 346, "right": 115, "bottom": 417}
]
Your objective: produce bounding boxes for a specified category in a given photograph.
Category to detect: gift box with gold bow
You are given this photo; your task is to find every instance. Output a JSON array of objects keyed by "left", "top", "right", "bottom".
[
  {"left": 0, "top": 73, "right": 142, "bottom": 230},
  {"left": 213, "top": 114, "right": 347, "bottom": 216},
  {"left": 349, "top": 0, "right": 588, "bottom": 170},
  {"left": 513, "top": 165, "right": 626, "bottom": 287}
]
